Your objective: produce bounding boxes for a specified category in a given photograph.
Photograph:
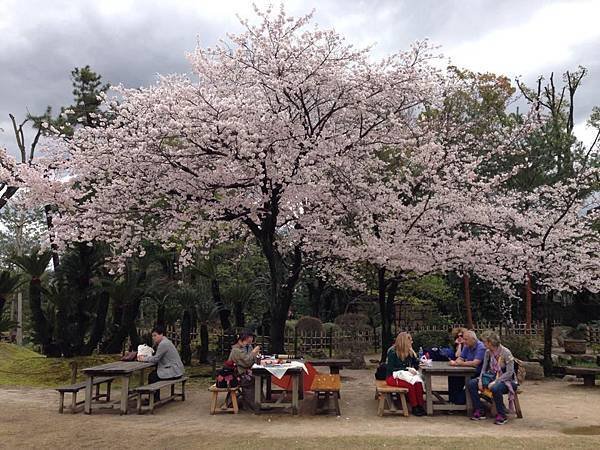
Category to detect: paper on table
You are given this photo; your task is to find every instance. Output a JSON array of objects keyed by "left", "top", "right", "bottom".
[{"left": 252, "top": 361, "right": 308, "bottom": 379}]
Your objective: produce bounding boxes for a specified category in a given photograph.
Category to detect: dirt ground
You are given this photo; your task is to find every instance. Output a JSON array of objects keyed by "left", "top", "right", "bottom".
[{"left": 2, "top": 368, "right": 600, "bottom": 449}]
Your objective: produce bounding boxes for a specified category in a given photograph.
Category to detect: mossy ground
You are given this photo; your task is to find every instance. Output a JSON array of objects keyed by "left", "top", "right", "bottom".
[{"left": 0, "top": 342, "right": 213, "bottom": 388}]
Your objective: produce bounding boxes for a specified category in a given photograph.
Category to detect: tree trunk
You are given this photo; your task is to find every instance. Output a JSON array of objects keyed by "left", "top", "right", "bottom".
[
  {"left": 180, "top": 310, "right": 192, "bottom": 365},
  {"left": 525, "top": 273, "right": 532, "bottom": 330},
  {"left": 83, "top": 291, "right": 110, "bottom": 355},
  {"left": 542, "top": 291, "right": 554, "bottom": 376},
  {"left": 308, "top": 278, "right": 325, "bottom": 319},
  {"left": 211, "top": 279, "right": 232, "bottom": 330},
  {"left": 28, "top": 278, "right": 58, "bottom": 356},
  {"left": 43, "top": 205, "right": 60, "bottom": 269},
  {"left": 233, "top": 302, "right": 245, "bottom": 328},
  {"left": 156, "top": 305, "right": 166, "bottom": 327},
  {"left": 463, "top": 273, "right": 474, "bottom": 329},
  {"left": 198, "top": 323, "right": 209, "bottom": 363},
  {"left": 378, "top": 268, "right": 390, "bottom": 362}
]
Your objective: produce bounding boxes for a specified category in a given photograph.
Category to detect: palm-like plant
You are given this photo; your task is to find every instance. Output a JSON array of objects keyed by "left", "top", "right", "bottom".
[
  {"left": 11, "top": 249, "right": 55, "bottom": 354},
  {"left": 0, "top": 270, "right": 21, "bottom": 314},
  {"left": 175, "top": 283, "right": 216, "bottom": 364}
]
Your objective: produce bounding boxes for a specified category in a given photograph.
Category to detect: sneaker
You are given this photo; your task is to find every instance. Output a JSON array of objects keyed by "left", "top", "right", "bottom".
[
  {"left": 494, "top": 414, "right": 508, "bottom": 425},
  {"left": 470, "top": 409, "right": 487, "bottom": 420}
]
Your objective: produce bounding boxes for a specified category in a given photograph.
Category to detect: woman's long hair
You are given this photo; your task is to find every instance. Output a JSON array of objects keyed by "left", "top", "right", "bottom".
[{"left": 394, "top": 332, "right": 417, "bottom": 360}]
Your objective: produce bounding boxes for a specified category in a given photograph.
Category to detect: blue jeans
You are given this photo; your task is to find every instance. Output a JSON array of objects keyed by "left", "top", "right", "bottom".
[{"left": 468, "top": 378, "right": 517, "bottom": 417}]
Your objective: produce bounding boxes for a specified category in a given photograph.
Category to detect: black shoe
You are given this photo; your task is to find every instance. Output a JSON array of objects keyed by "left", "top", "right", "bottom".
[{"left": 412, "top": 406, "right": 425, "bottom": 416}]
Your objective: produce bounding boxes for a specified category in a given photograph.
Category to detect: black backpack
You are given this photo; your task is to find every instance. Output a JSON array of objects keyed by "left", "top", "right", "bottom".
[
  {"left": 375, "top": 363, "right": 387, "bottom": 380},
  {"left": 216, "top": 366, "right": 239, "bottom": 388},
  {"left": 424, "top": 346, "right": 450, "bottom": 362}
]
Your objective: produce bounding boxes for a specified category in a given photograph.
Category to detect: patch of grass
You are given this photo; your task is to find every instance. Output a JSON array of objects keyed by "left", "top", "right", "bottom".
[
  {"left": 0, "top": 343, "right": 117, "bottom": 387},
  {"left": 161, "top": 434, "right": 600, "bottom": 450},
  {"left": 0, "top": 343, "right": 216, "bottom": 388},
  {"left": 562, "top": 426, "right": 600, "bottom": 436}
]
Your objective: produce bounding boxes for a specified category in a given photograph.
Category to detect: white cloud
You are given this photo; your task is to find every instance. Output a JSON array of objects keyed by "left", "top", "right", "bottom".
[{"left": 446, "top": 0, "right": 600, "bottom": 77}]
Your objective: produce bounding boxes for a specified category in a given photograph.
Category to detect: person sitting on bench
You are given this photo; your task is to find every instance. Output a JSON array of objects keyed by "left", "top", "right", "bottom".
[
  {"left": 138, "top": 325, "right": 185, "bottom": 400},
  {"left": 385, "top": 332, "right": 426, "bottom": 416}
]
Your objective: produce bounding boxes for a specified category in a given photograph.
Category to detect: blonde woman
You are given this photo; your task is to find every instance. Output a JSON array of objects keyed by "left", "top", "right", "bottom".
[{"left": 385, "top": 332, "right": 426, "bottom": 416}]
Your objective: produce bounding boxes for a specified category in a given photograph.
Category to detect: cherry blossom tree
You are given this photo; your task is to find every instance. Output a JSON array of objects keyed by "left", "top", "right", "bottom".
[
  {"left": 28, "top": 6, "right": 441, "bottom": 352},
  {"left": 303, "top": 68, "right": 538, "bottom": 359}
]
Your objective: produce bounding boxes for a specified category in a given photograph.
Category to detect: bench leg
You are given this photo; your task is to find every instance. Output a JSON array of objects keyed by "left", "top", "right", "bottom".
[
  {"left": 84, "top": 376, "right": 93, "bottom": 414},
  {"left": 210, "top": 391, "right": 218, "bottom": 415},
  {"left": 71, "top": 391, "right": 78, "bottom": 414},
  {"left": 514, "top": 393, "right": 523, "bottom": 419},
  {"left": 58, "top": 392, "right": 65, "bottom": 414},
  {"left": 231, "top": 390, "right": 239, "bottom": 414},
  {"left": 95, "top": 383, "right": 100, "bottom": 400},
  {"left": 171, "top": 384, "right": 175, "bottom": 398},
  {"left": 400, "top": 393, "right": 409, "bottom": 417},
  {"left": 181, "top": 380, "right": 186, "bottom": 401},
  {"left": 137, "top": 393, "right": 142, "bottom": 414},
  {"left": 149, "top": 392, "right": 155, "bottom": 414},
  {"left": 583, "top": 375, "right": 596, "bottom": 387},
  {"left": 333, "top": 392, "right": 341, "bottom": 416},
  {"left": 106, "top": 381, "right": 112, "bottom": 402},
  {"left": 377, "top": 393, "right": 385, "bottom": 416}
]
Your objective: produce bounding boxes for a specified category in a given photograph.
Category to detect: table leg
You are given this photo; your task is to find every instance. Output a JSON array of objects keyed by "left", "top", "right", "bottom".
[
  {"left": 292, "top": 374, "right": 299, "bottom": 415},
  {"left": 266, "top": 376, "right": 272, "bottom": 401},
  {"left": 425, "top": 373, "right": 433, "bottom": 416},
  {"left": 254, "top": 374, "right": 262, "bottom": 413},
  {"left": 299, "top": 372, "right": 304, "bottom": 400},
  {"left": 84, "top": 375, "right": 93, "bottom": 415},
  {"left": 465, "top": 375, "right": 473, "bottom": 415},
  {"left": 120, "top": 375, "right": 130, "bottom": 415},
  {"left": 330, "top": 367, "right": 340, "bottom": 375}
]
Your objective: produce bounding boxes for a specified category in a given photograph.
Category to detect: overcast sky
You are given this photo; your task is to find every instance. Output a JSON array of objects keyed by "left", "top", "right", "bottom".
[{"left": 1, "top": 0, "right": 599, "bottom": 154}]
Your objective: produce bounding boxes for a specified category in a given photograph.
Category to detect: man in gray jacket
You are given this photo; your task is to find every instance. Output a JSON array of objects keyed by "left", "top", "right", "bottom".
[{"left": 138, "top": 325, "right": 185, "bottom": 399}]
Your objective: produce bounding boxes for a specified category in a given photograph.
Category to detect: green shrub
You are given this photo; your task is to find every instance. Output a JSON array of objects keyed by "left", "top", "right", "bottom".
[
  {"left": 295, "top": 316, "right": 323, "bottom": 333},
  {"left": 502, "top": 335, "right": 534, "bottom": 360},
  {"left": 322, "top": 322, "right": 341, "bottom": 333},
  {"left": 411, "top": 330, "right": 451, "bottom": 351}
]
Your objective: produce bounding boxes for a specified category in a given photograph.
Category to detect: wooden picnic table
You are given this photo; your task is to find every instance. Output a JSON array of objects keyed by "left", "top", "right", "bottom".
[
  {"left": 307, "top": 359, "right": 351, "bottom": 374},
  {"left": 564, "top": 366, "right": 600, "bottom": 387},
  {"left": 252, "top": 365, "right": 304, "bottom": 415},
  {"left": 420, "top": 361, "right": 476, "bottom": 416},
  {"left": 82, "top": 361, "right": 156, "bottom": 415}
]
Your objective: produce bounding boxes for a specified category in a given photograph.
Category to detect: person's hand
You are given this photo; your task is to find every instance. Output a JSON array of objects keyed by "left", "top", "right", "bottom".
[
  {"left": 488, "top": 381, "right": 496, "bottom": 389},
  {"left": 251, "top": 345, "right": 261, "bottom": 354},
  {"left": 137, "top": 354, "right": 145, "bottom": 362},
  {"left": 408, "top": 367, "right": 418, "bottom": 375},
  {"left": 449, "top": 360, "right": 457, "bottom": 366}
]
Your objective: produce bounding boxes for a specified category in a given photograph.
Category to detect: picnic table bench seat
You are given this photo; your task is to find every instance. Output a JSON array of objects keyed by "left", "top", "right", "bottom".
[
  {"left": 311, "top": 374, "right": 341, "bottom": 415},
  {"left": 134, "top": 376, "right": 187, "bottom": 414},
  {"left": 56, "top": 376, "right": 115, "bottom": 414},
  {"left": 375, "top": 380, "right": 409, "bottom": 417},
  {"left": 564, "top": 366, "right": 600, "bottom": 387},
  {"left": 208, "top": 384, "right": 240, "bottom": 414}
]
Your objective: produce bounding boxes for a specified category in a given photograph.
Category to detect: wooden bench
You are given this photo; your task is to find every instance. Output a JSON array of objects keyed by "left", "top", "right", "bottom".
[
  {"left": 208, "top": 384, "right": 240, "bottom": 414},
  {"left": 564, "top": 366, "right": 600, "bottom": 387},
  {"left": 311, "top": 374, "right": 341, "bottom": 415},
  {"left": 375, "top": 380, "right": 409, "bottom": 417},
  {"left": 134, "top": 377, "right": 187, "bottom": 414},
  {"left": 481, "top": 388, "right": 523, "bottom": 419},
  {"left": 56, "top": 376, "right": 115, "bottom": 414}
]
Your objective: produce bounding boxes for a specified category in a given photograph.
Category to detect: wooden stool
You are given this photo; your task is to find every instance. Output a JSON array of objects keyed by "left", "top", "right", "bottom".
[
  {"left": 208, "top": 384, "right": 240, "bottom": 414},
  {"left": 311, "top": 374, "right": 341, "bottom": 415},
  {"left": 482, "top": 388, "right": 523, "bottom": 419},
  {"left": 375, "top": 380, "right": 409, "bottom": 417}
]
